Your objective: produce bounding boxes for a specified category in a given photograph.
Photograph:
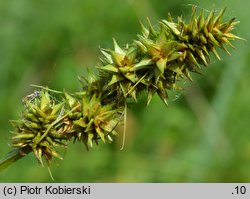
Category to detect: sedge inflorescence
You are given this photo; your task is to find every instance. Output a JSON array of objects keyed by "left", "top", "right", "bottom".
[{"left": 5, "top": 7, "right": 242, "bottom": 168}]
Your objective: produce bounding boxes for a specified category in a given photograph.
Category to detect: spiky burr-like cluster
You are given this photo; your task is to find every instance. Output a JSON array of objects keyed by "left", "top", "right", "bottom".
[
  {"left": 0, "top": 7, "right": 242, "bottom": 170},
  {"left": 10, "top": 90, "right": 121, "bottom": 166},
  {"left": 98, "top": 7, "right": 242, "bottom": 107}
]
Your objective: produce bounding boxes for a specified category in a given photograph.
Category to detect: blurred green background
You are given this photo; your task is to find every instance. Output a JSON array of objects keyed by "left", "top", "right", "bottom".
[{"left": 0, "top": 0, "right": 249, "bottom": 182}]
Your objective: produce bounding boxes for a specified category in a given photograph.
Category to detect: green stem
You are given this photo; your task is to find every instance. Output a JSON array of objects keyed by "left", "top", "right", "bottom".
[
  {"left": 0, "top": 147, "right": 31, "bottom": 172},
  {"left": 120, "top": 102, "right": 127, "bottom": 150}
]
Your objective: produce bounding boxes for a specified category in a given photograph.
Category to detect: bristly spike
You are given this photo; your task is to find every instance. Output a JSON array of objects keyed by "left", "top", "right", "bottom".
[
  {"left": 147, "top": 17, "right": 157, "bottom": 37},
  {"left": 214, "top": 7, "right": 227, "bottom": 27},
  {"left": 220, "top": 18, "right": 236, "bottom": 32},
  {"left": 183, "top": 68, "right": 193, "bottom": 81},
  {"left": 221, "top": 37, "right": 236, "bottom": 49},
  {"left": 167, "top": 12, "right": 173, "bottom": 22},
  {"left": 201, "top": 45, "right": 209, "bottom": 56},
  {"left": 157, "top": 89, "right": 168, "bottom": 107},
  {"left": 156, "top": 25, "right": 167, "bottom": 44},
  {"left": 211, "top": 47, "right": 221, "bottom": 60},
  {"left": 134, "top": 40, "right": 147, "bottom": 53},
  {"left": 188, "top": 6, "right": 197, "bottom": 32},
  {"left": 146, "top": 87, "right": 155, "bottom": 106},
  {"left": 207, "top": 10, "right": 215, "bottom": 32},
  {"left": 187, "top": 51, "right": 200, "bottom": 68},
  {"left": 198, "top": 9, "right": 205, "bottom": 31},
  {"left": 113, "top": 38, "right": 125, "bottom": 55},
  {"left": 191, "top": 7, "right": 198, "bottom": 38},
  {"left": 208, "top": 33, "right": 220, "bottom": 46},
  {"left": 140, "top": 21, "right": 149, "bottom": 38},
  {"left": 224, "top": 33, "right": 245, "bottom": 41},
  {"left": 196, "top": 49, "right": 208, "bottom": 66},
  {"left": 162, "top": 19, "right": 180, "bottom": 36},
  {"left": 101, "top": 50, "right": 113, "bottom": 64},
  {"left": 221, "top": 45, "right": 231, "bottom": 55}
]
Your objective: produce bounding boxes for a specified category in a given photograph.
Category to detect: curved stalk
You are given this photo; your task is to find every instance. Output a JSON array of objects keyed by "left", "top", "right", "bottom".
[{"left": 0, "top": 147, "right": 31, "bottom": 172}]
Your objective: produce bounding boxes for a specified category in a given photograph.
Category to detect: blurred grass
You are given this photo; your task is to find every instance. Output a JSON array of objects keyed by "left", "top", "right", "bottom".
[{"left": 0, "top": 0, "right": 250, "bottom": 182}]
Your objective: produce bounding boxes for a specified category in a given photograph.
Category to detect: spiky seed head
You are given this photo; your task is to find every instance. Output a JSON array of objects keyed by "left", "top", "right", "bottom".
[
  {"left": 70, "top": 94, "right": 121, "bottom": 149},
  {"left": 12, "top": 90, "right": 67, "bottom": 166}
]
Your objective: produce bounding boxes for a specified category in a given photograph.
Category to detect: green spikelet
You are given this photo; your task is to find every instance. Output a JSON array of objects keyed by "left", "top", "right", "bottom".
[
  {"left": 133, "top": 7, "right": 242, "bottom": 105},
  {"left": 98, "top": 39, "right": 144, "bottom": 103},
  {"left": 71, "top": 94, "right": 121, "bottom": 149},
  {"left": 11, "top": 90, "right": 66, "bottom": 166}
]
